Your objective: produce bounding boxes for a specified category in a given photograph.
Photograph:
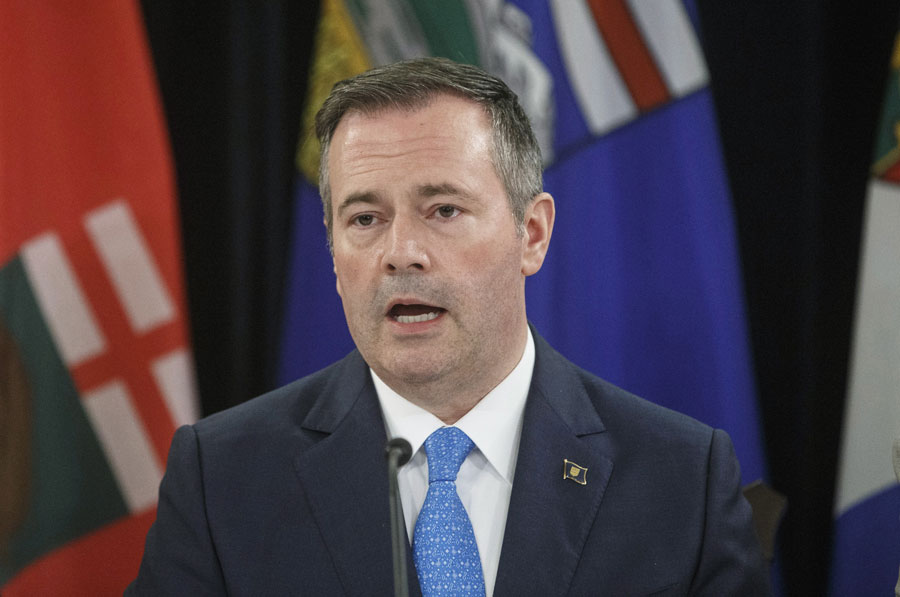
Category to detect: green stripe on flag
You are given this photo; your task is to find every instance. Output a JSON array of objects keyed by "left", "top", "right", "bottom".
[
  {"left": 0, "top": 256, "right": 127, "bottom": 584},
  {"left": 873, "top": 71, "right": 900, "bottom": 175},
  {"left": 407, "top": 0, "right": 480, "bottom": 65}
]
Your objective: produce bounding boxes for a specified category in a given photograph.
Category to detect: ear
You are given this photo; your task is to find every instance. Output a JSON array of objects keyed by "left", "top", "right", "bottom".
[
  {"left": 521, "top": 192, "right": 555, "bottom": 276},
  {"left": 334, "top": 262, "right": 343, "bottom": 297},
  {"left": 327, "top": 217, "right": 344, "bottom": 297}
]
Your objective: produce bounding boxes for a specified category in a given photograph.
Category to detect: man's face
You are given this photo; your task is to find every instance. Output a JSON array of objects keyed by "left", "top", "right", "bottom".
[{"left": 327, "top": 94, "right": 550, "bottom": 398}]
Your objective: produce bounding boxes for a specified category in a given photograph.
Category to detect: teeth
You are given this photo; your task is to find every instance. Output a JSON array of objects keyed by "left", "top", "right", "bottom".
[{"left": 396, "top": 311, "right": 440, "bottom": 324}]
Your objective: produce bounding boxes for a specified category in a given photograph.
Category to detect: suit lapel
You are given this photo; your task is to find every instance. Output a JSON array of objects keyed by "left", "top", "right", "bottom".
[
  {"left": 291, "top": 334, "right": 611, "bottom": 596},
  {"left": 494, "top": 334, "right": 613, "bottom": 597},
  {"left": 292, "top": 351, "right": 421, "bottom": 597}
]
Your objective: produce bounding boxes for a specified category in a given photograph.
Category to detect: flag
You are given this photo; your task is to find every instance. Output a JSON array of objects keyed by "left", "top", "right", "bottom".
[
  {"left": 279, "top": 0, "right": 765, "bottom": 484},
  {"left": 0, "top": 1, "right": 197, "bottom": 593},
  {"left": 830, "top": 33, "right": 900, "bottom": 596}
]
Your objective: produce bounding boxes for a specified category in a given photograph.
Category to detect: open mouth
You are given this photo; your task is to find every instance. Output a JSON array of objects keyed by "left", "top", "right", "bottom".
[{"left": 388, "top": 303, "right": 445, "bottom": 324}]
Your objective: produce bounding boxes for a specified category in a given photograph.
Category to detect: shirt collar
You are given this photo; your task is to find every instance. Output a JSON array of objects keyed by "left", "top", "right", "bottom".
[{"left": 373, "top": 328, "right": 535, "bottom": 484}]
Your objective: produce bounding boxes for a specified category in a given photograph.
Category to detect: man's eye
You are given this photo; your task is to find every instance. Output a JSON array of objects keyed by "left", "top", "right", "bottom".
[
  {"left": 353, "top": 214, "right": 375, "bottom": 226},
  {"left": 436, "top": 205, "right": 459, "bottom": 218}
]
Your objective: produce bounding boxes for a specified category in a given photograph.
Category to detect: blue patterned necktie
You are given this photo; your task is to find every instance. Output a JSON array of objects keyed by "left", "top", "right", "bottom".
[{"left": 413, "top": 427, "right": 486, "bottom": 596}]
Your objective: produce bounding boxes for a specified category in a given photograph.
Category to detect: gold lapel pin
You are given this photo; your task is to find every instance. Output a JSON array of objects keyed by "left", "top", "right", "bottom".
[{"left": 563, "top": 459, "right": 588, "bottom": 485}]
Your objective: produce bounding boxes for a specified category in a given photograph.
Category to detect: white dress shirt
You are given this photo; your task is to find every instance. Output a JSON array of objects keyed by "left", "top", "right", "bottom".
[{"left": 373, "top": 329, "right": 535, "bottom": 597}]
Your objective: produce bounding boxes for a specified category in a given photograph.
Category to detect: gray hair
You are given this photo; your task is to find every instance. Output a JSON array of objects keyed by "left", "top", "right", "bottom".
[{"left": 315, "top": 57, "right": 543, "bottom": 246}]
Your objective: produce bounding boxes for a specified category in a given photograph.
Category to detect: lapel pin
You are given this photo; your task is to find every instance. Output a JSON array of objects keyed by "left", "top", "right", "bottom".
[{"left": 563, "top": 459, "right": 588, "bottom": 485}]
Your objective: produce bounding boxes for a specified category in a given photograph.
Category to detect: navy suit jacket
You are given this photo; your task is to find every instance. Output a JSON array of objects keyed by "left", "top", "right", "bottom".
[{"left": 129, "top": 332, "right": 770, "bottom": 595}]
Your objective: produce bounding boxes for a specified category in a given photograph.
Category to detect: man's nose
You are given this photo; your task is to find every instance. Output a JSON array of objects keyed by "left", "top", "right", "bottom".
[{"left": 381, "top": 216, "right": 430, "bottom": 272}]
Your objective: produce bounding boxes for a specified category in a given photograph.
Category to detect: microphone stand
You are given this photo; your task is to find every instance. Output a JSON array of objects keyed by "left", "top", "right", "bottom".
[{"left": 385, "top": 438, "right": 412, "bottom": 597}]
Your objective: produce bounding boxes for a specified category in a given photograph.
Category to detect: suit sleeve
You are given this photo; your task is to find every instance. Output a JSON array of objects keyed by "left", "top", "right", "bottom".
[
  {"left": 689, "top": 429, "right": 772, "bottom": 595},
  {"left": 125, "top": 425, "right": 227, "bottom": 596}
]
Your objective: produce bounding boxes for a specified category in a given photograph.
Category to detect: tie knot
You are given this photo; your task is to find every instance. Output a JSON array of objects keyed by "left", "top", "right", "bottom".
[{"left": 424, "top": 427, "right": 474, "bottom": 483}]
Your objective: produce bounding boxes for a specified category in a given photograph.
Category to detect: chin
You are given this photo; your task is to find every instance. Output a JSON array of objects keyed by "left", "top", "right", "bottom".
[{"left": 381, "top": 354, "right": 455, "bottom": 386}]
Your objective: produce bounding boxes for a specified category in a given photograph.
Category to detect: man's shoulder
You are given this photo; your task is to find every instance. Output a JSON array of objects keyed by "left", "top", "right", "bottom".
[
  {"left": 191, "top": 349, "right": 368, "bottom": 444},
  {"left": 533, "top": 332, "right": 714, "bottom": 449},
  {"left": 580, "top": 365, "right": 711, "bottom": 440}
]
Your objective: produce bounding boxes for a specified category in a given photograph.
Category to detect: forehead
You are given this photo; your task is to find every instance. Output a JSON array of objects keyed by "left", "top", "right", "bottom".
[
  {"left": 332, "top": 95, "right": 491, "bottom": 154},
  {"left": 327, "top": 95, "right": 497, "bottom": 190}
]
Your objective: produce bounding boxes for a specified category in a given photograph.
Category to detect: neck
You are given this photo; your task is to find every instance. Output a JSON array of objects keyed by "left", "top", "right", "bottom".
[{"left": 379, "top": 325, "right": 529, "bottom": 425}]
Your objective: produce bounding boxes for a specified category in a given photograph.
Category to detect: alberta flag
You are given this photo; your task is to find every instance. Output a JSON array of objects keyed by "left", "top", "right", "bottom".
[
  {"left": 830, "top": 32, "right": 900, "bottom": 596},
  {"left": 280, "top": 0, "right": 765, "bottom": 485},
  {"left": 0, "top": 1, "right": 197, "bottom": 593}
]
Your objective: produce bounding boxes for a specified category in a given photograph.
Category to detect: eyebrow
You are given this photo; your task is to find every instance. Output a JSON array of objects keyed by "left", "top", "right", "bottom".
[
  {"left": 417, "top": 183, "right": 477, "bottom": 202},
  {"left": 336, "top": 191, "right": 380, "bottom": 217},
  {"left": 336, "top": 183, "right": 478, "bottom": 217}
]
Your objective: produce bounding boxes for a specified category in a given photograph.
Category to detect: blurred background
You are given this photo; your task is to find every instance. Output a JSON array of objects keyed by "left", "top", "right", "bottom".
[{"left": 2, "top": 1, "right": 899, "bottom": 595}]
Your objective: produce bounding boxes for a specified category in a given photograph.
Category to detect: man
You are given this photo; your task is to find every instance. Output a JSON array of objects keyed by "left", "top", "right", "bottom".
[{"left": 129, "top": 58, "right": 770, "bottom": 595}]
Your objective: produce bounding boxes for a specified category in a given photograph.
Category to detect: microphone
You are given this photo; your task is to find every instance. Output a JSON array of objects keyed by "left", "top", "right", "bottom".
[{"left": 385, "top": 438, "right": 412, "bottom": 597}]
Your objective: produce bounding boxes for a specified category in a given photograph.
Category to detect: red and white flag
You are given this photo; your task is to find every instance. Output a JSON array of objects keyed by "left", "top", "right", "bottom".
[{"left": 0, "top": 1, "right": 197, "bottom": 593}]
